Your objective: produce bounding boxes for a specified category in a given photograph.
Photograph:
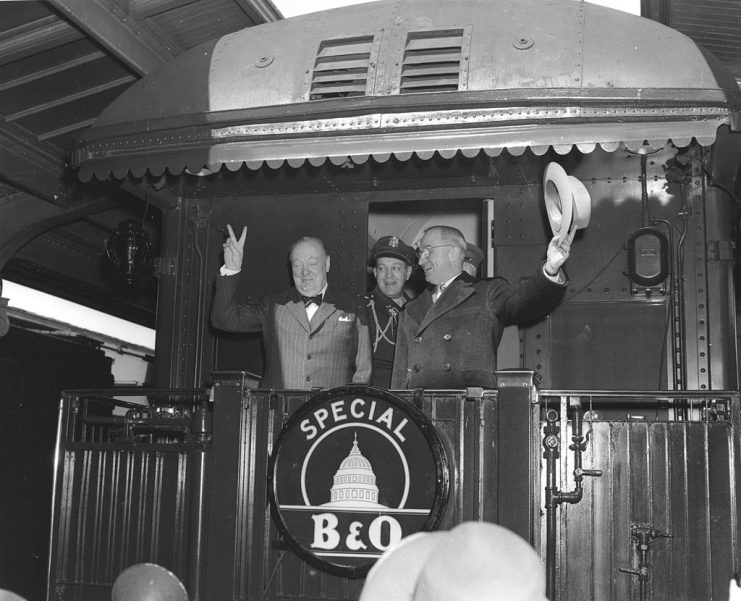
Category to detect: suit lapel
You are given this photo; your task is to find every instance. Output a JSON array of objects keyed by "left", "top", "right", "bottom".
[
  {"left": 284, "top": 291, "right": 312, "bottom": 333},
  {"left": 309, "top": 287, "right": 338, "bottom": 332},
  {"left": 418, "top": 277, "right": 475, "bottom": 333}
]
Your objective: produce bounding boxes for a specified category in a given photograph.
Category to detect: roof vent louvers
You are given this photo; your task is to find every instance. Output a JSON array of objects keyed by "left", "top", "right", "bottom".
[
  {"left": 310, "top": 36, "right": 374, "bottom": 100},
  {"left": 400, "top": 29, "right": 464, "bottom": 94}
]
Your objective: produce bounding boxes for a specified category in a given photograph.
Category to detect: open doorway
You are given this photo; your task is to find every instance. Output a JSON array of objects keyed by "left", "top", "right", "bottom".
[
  {"left": 367, "top": 197, "right": 520, "bottom": 370},
  {"left": 368, "top": 197, "right": 481, "bottom": 295}
]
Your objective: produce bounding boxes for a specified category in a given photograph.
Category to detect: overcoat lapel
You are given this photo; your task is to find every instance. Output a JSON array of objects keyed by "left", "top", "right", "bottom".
[
  {"left": 417, "top": 279, "right": 476, "bottom": 333},
  {"left": 406, "top": 291, "right": 432, "bottom": 327}
]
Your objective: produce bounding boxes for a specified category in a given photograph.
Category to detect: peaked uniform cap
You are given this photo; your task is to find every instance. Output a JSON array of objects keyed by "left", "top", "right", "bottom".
[{"left": 371, "top": 236, "right": 416, "bottom": 265}]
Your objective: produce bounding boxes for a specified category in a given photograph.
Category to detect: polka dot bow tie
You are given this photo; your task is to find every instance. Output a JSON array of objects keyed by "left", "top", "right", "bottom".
[{"left": 301, "top": 294, "right": 323, "bottom": 307}]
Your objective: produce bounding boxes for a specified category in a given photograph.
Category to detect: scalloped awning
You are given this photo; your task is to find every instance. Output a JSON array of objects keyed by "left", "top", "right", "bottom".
[{"left": 76, "top": 104, "right": 730, "bottom": 182}]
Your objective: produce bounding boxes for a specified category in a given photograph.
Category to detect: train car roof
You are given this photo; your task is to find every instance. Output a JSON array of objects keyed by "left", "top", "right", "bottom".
[{"left": 73, "top": 0, "right": 741, "bottom": 181}]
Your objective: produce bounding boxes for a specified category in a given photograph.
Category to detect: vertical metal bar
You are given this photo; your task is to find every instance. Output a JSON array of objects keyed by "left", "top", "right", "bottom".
[
  {"left": 496, "top": 370, "right": 539, "bottom": 542},
  {"left": 641, "top": 153, "right": 649, "bottom": 227},
  {"left": 45, "top": 394, "right": 68, "bottom": 601},
  {"left": 187, "top": 449, "right": 207, "bottom": 601},
  {"left": 544, "top": 407, "right": 560, "bottom": 601},
  {"left": 558, "top": 395, "right": 568, "bottom": 600},
  {"left": 458, "top": 392, "right": 467, "bottom": 521},
  {"left": 203, "top": 374, "right": 245, "bottom": 601}
]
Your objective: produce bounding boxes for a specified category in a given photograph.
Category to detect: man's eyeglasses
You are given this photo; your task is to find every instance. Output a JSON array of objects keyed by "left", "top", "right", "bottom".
[{"left": 416, "top": 244, "right": 454, "bottom": 258}]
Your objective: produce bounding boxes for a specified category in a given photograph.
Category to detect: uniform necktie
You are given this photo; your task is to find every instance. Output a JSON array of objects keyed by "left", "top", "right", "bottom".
[{"left": 432, "top": 284, "right": 446, "bottom": 302}]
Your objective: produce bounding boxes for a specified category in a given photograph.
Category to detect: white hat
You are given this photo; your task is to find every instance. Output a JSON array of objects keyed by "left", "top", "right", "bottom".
[
  {"left": 111, "top": 563, "right": 189, "bottom": 601},
  {"left": 730, "top": 577, "right": 741, "bottom": 601},
  {"left": 360, "top": 521, "right": 547, "bottom": 601},
  {"left": 0, "top": 590, "right": 28, "bottom": 601},
  {"left": 543, "top": 162, "right": 591, "bottom": 243}
]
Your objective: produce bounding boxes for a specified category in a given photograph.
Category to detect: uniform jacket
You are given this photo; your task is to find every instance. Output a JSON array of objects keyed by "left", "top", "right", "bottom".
[
  {"left": 390, "top": 268, "right": 565, "bottom": 389},
  {"left": 364, "top": 287, "right": 409, "bottom": 388},
  {"left": 212, "top": 274, "right": 372, "bottom": 389}
]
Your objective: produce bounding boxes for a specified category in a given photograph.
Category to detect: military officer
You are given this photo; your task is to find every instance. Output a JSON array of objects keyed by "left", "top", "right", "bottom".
[{"left": 365, "top": 235, "right": 417, "bottom": 388}]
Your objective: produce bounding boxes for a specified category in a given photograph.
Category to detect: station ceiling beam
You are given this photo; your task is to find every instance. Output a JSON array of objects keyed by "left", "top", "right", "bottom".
[{"left": 47, "top": 0, "right": 174, "bottom": 75}]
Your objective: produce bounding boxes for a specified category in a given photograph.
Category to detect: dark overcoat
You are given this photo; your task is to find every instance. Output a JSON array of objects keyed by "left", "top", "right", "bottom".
[
  {"left": 390, "top": 268, "right": 565, "bottom": 389},
  {"left": 212, "top": 274, "right": 372, "bottom": 389}
]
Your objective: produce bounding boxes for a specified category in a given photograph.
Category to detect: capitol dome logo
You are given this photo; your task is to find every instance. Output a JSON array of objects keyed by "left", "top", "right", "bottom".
[
  {"left": 268, "top": 386, "right": 449, "bottom": 578},
  {"left": 323, "top": 433, "right": 384, "bottom": 508}
]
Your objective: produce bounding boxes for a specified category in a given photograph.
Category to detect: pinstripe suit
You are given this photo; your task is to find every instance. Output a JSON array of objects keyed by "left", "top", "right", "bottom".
[{"left": 212, "top": 273, "right": 372, "bottom": 389}]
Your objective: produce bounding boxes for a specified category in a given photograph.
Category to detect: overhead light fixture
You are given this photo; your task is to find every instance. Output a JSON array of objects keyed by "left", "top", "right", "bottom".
[{"left": 105, "top": 220, "right": 153, "bottom": 285}]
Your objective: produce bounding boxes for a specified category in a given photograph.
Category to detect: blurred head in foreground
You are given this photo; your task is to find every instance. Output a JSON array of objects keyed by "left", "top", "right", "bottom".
[{"left": 360, "top": 521, "right": 547, "bottom": 601}]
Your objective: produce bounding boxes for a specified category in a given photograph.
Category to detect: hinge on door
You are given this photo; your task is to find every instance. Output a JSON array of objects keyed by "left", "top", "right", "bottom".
[
  {"left": 154, "top": 256, "right": 177, "bottom": 277},
  {"left": 706, "top": 240, "right": 734, "bottom": 262}
]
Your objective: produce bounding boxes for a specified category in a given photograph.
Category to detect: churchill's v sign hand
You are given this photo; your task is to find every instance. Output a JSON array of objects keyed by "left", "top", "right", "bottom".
[{"left": 223, "top": 224, "right": 247, "bottom": 271}]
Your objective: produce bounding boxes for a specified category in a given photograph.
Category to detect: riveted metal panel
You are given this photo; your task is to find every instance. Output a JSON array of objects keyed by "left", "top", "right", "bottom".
[
  {"left": 549, "top": 301, "right": 668, "bottom": 390},
  {"left": 685, "top": 160, "right": 711, "bottom": 391},
  {"left": 551, "top": 401, "right": 740, "bottom": 601},
  {"left": 702, "top": 183, "right": 737, "bottom": 390}
]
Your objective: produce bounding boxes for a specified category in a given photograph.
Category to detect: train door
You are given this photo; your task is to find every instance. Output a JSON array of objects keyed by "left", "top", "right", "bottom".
[{"left": 367, "top": 197, "right": 525, "bottom": 373}]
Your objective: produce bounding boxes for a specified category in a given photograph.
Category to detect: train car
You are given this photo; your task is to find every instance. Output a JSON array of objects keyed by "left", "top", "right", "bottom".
[{"left": 48, "top": 0, "right": 741, "bottom": 600}]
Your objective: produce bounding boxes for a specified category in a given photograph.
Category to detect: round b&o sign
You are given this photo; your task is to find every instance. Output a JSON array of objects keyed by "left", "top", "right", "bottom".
[{"left": 267, "top": 386, "right": 450, "bottom": 578}]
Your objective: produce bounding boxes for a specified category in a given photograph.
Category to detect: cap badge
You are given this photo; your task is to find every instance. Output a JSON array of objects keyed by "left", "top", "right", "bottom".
[{"left": 389, "top": 236, "right": 399, "bottom": 248}]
